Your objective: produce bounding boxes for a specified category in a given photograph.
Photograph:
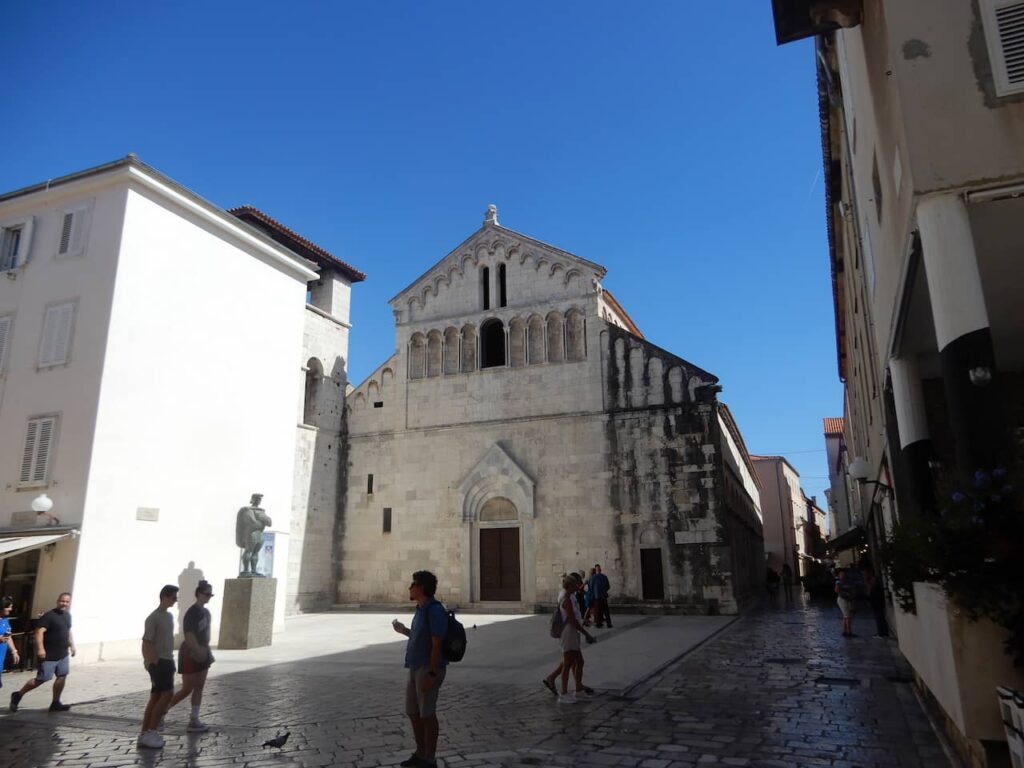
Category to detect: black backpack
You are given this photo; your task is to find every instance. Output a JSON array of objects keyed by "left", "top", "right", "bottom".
[{"left": 441, "top": 609, "right": 467, "bottom": 662}]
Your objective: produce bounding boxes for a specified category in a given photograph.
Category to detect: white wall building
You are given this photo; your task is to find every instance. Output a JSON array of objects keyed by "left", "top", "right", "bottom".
[
  {"left": 751, "top": 455, "right": 803, "bottom": 576},
  {"left": 0, "top": 156, "right": 355, "bottom": 660}
]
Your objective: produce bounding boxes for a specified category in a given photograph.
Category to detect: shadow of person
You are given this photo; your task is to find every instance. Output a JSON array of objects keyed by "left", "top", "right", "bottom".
[{"left": 176, "top": 561, "right": 205, "bottom": 643}]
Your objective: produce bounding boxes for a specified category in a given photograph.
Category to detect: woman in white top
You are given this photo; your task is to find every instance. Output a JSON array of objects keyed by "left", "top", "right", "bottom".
[{"left": 555, "top": 575, "right": 594, "bottom": 702}]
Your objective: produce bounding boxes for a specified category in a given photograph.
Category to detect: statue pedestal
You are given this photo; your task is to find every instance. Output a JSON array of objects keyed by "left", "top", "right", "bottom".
[{"left": 218, "top": 578, "right": 277, "bottom": 650}]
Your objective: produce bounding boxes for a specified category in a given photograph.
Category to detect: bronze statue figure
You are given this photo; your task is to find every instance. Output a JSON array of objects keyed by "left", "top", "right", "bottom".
[{"left": 236, "top": 493, "right": 272, "bottom": 577}]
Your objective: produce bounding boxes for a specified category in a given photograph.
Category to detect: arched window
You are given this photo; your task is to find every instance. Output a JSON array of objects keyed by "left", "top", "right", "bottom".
[
  {"left": 303, "top": 358, "right": 324, "bottom": 426},
  {"left": 565, "top": 309, "right": 585, "bottom": 361},
  {"left": 481, "top": 266, "right": 490, "bottom": 310},
  {"left": 508, "top": 317, "right": 526, "bottom": 367},
  {"left": 647, "top": 357, "right": 665, "bottom": 405},
  {"left": 461, "top": 324, "right": 477, "bottom": 372},
  {"left": 668, "top": 367, "right": 684, "bottom": 403},
  {"left": 480, "top": 319, "right": 506, "bottom": 369},
  {"left": 546, "top": 311, "right": 564, "bottom": 363},
  {"left": 426, "top": 331, "right": 442, "bottom": 377},
  {"left": 498, "top": 263, "right": 507, "bottom": 307},
  {"left": 527, "top": 315, "right": 545, "bottom": 364},
  {"left": 443, "top": 327, "right": 459, "bottom": 374},
  {"left": 409, "top": 333, "right": 426, "bottom": 379}
]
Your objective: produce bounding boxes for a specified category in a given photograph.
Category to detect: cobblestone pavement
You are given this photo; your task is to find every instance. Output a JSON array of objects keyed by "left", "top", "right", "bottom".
[{"left": 0, "top": 599, "right": 950, "bottom": 768}]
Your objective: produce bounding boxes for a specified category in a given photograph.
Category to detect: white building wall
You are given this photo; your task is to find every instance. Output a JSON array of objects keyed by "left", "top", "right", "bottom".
[
  {"left": 70, "top": 183, "right": 310, "bottom": 657},
  {"left": 717, "top": 413, "right": 762, "bottom": 521},
  {"left": 0, "top": 181, "right": 127, "bottom": 533}
]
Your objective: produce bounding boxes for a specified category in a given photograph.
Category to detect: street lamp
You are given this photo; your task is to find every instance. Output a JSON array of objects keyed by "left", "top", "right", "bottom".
[
  {"left": 32, "top": 493, "right": 60, "bottom": 525},
  {"left": 848, "top": 458, "right": 892, "bottom": 496}
]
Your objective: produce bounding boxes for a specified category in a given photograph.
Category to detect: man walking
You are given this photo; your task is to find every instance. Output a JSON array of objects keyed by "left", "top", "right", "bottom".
[
  {"left": 10, "top": 592, "right": 76, "bottom": 712},
  {"left": 392, "top": 570, "right": 448, "bottom": 768},
  {"left": 591, "top": 564, "right": 613, "bottom": 628},
  {"left": 139, "top": 585, "right": 179, "bottom": 749}
]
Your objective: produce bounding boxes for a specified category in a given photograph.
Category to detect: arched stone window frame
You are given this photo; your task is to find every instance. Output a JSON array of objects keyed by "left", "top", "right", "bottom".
[
  {"left": 527, "top": 314, "right": 545, "bottom": 365},
  {"left": 508, "top": 317, "right": 526, "bottom": 368},
  {"left": 408, "top": 332, "right": 426, "bottom": 380},
  {"left": 303, "top": 357, "right": 324, "bottom": 426},
  {"left": 443, "top": 326, "right": 460, "bottom": 375},
  {"left": 545, "top": 310, "right": 564, "bottom": 363},
  {"left": 426, "top": 330, "right": 442, "bottom": 377},
  {"left": 460, "top": 323, "right": 478, "bottom": 373},
  {"left": 480, "top": 317, "right": 506, "bottom": 369},
  {"left": 565, "top": 308, "right": 586, "bottom": 361}
]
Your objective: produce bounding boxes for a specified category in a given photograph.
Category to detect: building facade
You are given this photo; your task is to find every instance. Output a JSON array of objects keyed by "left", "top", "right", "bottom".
[
  {"left": 340, "top": 208, "right": 763, "bottom": 613},
  {"left": 771, "top": 0, "right": 1024, "bottom": 763},
  {"left": 0, "top": 157, "right": 360, "bottom": 659},
  {"left": 751, "top": 456, "right": 802, "bottom": 576}
]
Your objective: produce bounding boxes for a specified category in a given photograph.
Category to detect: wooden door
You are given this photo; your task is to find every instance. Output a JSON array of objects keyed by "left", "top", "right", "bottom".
[
  {"left": 479, "top": 527, "right": 521, "bottom": 601},
  {"left": 640, "top": 547, "right": 665, "bottom": 600}
]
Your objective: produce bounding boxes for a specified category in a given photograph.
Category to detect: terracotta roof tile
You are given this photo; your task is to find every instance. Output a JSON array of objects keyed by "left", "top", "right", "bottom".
[
  {"left": 822, "top": 417, "right": 844, "bottom": 435},
  {"left": 229, "top": 205, "right": 366, "bottom": 282}
]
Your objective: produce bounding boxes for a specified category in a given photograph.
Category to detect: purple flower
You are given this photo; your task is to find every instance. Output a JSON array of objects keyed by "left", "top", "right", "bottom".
[
  {"left": 974, "top": 469, "right": 990, "bottom": 488},
  {"left": 990, "top": 494, "right": 1002, "bottom": 503},
  {"left": 993, "top": 467, "right": 1008, "bottom": 478},
  {"left": 972, "top": 500, "right": 986, "bottom": 512},
  {"left": 952, "top": 491, "right": 966, "bottom": 503}
]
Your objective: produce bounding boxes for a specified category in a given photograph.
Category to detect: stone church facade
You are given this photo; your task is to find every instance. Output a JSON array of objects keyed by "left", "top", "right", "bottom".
[{"left": 340, "top": 207, "right": 762, "bottom": 613}]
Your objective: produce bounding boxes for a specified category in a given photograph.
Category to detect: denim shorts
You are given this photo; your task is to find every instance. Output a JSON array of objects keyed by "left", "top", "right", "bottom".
[{"left": 36, "top": 655, "right": 70, "bottom": 682}]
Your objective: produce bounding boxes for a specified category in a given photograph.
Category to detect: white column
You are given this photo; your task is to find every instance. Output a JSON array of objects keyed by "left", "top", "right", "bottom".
[
  {"left": 889, "top": 356, "right": 928, "bottom": 449},
  {"left": 917, "top": 194, "right": 989, "bottom": 351}
]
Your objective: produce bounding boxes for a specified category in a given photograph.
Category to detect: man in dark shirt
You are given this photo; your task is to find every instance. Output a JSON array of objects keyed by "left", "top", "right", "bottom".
[
  {"left": 591, "top": 564, "right": 613, "bottom": 628},
  {"left": 392, "top": 570, "right": 448, "bottom": 768},
  {"left": 10, "top": 592, "right": 76, "bottom": 712}
]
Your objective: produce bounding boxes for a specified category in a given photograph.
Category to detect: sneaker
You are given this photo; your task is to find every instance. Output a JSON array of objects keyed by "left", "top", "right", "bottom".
[
  {"left": 542, "top": 678, "right": 557, "bottom": 697},
  {"left": 557, "top": 693, "right": 578, "bottom": 704},
  {"left": 187, "top": 719, "right": 210, "bottom": 733},
  {"left": 10, "top": 691, "right": 21, "bottom": 712},
  {"left": 399, "top": 755, "right": 421, "bottom": 768},
  {"left": 138, "top": 730, "right": 165, "bottom": 749},
  {"left": 580, "top": 685, "right": 595, "bottom": 695},
  {"left": 49, "top": 701, "right": 71, "bottom": 712}
]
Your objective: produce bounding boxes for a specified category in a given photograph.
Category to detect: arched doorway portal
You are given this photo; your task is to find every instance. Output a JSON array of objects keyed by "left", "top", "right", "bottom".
[{"left": 479, "top": 497, "right": 520, "bottom": 601}]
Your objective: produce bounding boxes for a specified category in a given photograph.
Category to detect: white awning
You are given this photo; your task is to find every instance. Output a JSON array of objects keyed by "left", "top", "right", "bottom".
[{"left": 0, "top": 531, "right": 73, "bottom": 560}]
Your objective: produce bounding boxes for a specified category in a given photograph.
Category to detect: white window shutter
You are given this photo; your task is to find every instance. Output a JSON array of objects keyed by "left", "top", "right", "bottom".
[
  {"left": 32, "top": 418, "right": 56, "bottom": 483},
  {"left": 58, "top": 212, "right": 75, "bottom": 255},
  {"left": 982, "top": 0, "right": 1024, "bottom": 96},
  {"left": 39, "top": 302, "right": 75, "bottom": 367},
  {"left": 17, "top": 216, "right": 35, "bottom": 267},
  {"left": 20, "top": 420, "right": 39, "bottom": 483},
  {"left": 0, "top": 316, "right": 10, "bottom": 372},
  {"left": 20, "top": 416, "right": 58, "bottom": 485}
]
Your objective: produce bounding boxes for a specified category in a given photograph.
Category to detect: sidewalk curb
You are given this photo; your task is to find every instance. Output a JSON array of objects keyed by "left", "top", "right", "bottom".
[{"left": 615, "top": 610, "right": 744, "bottom": 700}]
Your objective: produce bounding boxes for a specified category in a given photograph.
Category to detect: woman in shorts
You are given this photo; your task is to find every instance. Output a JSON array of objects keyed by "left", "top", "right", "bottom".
[{"left": 167, "top": 580, "right": 216, "bottom": 731}]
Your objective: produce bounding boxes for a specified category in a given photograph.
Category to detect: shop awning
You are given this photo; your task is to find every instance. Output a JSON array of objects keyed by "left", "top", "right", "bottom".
[
  {"left": 0, "top": 530, "right": 75, "bottom": 560},
  {"left": 824, "top": 525, "right": 866, "bottom": 554}
]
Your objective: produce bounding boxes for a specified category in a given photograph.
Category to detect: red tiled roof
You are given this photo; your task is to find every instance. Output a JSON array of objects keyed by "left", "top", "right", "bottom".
[
  {"left": 823, "top": 417, "right": 844, "bottom": 435},
  {"left": 601, "top": 289, "right": 643, "bottom": 338},
  {"left": 229, "top": 205, "right": 366, "bottom": 282}
]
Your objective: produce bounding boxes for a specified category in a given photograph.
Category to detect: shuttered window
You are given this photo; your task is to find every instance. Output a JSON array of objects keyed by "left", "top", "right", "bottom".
[
  {"left": 20, "top": 416, "right": 58, "bottom": 485},
  {"left": 0, "top": 216, "right": 34, "bottom": 270},
  {"left": 981, "top": 0, "right": 1024, "bottom": 96},
  {"left": 0, "top": 315, "right": 11, "bottom": 372},
  {"left": 38, "top": 302, "right": 75, "bottom": 367},
  {"left": 56, "top": 205, "right": 88, "bottom": 257}
]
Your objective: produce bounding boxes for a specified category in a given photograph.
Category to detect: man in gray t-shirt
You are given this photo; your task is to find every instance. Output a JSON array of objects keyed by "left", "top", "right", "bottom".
[{"left": 139, "top": 585, "right": 178, "bottom": 750}]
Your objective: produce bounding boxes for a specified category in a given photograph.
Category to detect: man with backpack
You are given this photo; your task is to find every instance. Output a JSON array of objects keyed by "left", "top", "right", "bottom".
[{"left": 392, "top": 570, "right": 448, "bottom": 768}]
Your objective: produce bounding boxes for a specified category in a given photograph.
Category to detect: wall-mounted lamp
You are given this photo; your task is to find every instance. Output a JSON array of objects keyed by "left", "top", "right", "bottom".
[
  {"left": 848, "top": 458, "right": 893, "bottom": 496},
  {"left": 968, "top": 366, "right": 992, "bottom": 386},
  {"left": 32, "top": 493, "right": 60, "bottom": 526}
]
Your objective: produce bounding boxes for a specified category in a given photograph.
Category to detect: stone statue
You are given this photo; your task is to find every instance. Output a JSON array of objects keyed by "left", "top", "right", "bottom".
[
  {"left": 484, "top": 204, "right": 499, "bottom": 226},
  {"left": 236, "top": 493, "right": 272, "bottom": 577}
]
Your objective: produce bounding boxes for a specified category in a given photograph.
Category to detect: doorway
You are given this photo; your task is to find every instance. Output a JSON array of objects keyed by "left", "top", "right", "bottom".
[
  {"left": 640, "top": 547, "right": 665, "bottom": 600},
  {"left": 479, "top": 527, "right": 520, "bottom": 601}
]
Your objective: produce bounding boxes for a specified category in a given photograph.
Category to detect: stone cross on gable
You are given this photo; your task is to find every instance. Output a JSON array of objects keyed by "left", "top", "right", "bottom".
[{"left": 484, "top": 204, "right": 499, "bottom": 226}]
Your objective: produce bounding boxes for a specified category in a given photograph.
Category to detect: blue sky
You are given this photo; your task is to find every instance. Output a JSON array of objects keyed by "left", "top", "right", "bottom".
[{"left": 2, "top": 3, "right": 841, "bottom": 503}]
